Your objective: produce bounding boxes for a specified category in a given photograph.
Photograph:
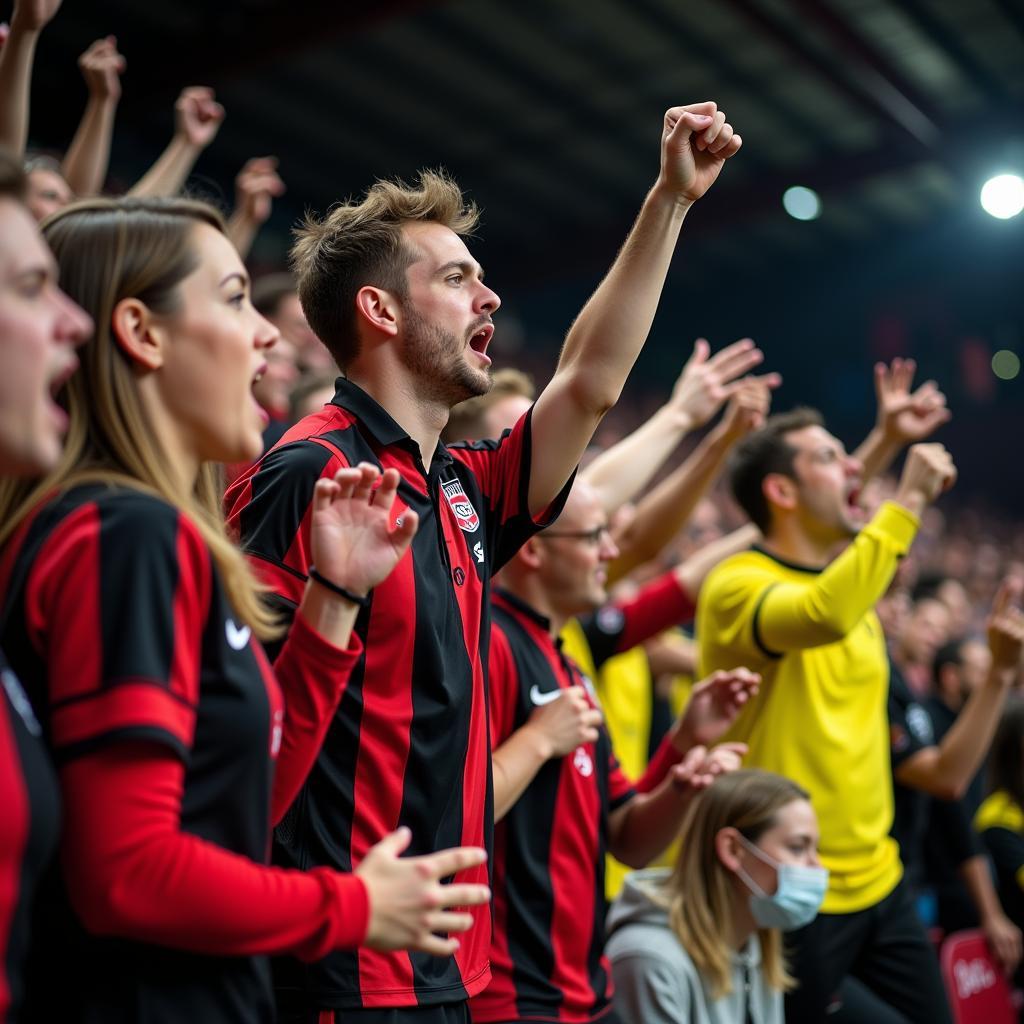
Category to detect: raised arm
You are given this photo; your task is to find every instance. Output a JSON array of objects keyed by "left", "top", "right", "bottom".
[
  {"left": 854, "top": 358, "right": 951, "bottom": 482},
  {"left": 60, "top": 36, "right": 125, "bottom": 197},
  {"left": 225, "top": 156, "right": 285, "bottom": 260},
  {"left": 894, "top": 579, "right": 1023, "bottom": 800},
  {"left": 581, "top": 338, "right": 765, "bottom": 517},
  {"left": 0, "top": 0, "right": 63, "bottom": 155},
  {"left": 526, "top": 102, "right": 742, "bottom": 515},
  {"left": 609, "top": 377, "right": 775, "bottom": 582},
  {"left": 757, "top": 444, "right": 955, "bottom": 653},
  {"left": 129, "top": 86, "right": 224, "bottom": 197}
]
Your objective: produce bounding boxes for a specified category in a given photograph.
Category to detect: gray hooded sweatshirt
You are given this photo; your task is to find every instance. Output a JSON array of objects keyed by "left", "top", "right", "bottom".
[{"left": 605, "top": 869, "right": 784, "bottom": 1024}]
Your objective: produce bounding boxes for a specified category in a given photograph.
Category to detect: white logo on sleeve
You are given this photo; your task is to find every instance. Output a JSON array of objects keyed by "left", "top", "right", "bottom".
[
  {"left": 226, "top": 619, "right": 252, "bottom": 651},
  {"left": 573, "top": 746, "right": 594, "bottom": 777},
  {"left": 529, "top": 684, "right": 563, "bottom": 706},
  {"left": 473, "top": 541, "right": 485, "bottom": 563}
]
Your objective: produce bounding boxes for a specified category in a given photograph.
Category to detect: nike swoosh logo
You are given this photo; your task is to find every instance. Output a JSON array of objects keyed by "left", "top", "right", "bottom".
[
  {"left": 226, "top": 619, "right": 252, "bottom": 651},
  {"left": 529, "top": 685, "right": 563, "bottom": 706}
]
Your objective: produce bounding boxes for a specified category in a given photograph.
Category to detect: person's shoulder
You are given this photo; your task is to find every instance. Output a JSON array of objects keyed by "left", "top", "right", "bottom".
[{"left": 702, "top": 548, "right": 780, "bottom": 601}]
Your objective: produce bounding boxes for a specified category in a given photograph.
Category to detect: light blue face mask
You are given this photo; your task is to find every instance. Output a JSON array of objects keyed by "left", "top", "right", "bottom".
[{"left": 735, "top": 833, "right": 829, "bottom": 931}]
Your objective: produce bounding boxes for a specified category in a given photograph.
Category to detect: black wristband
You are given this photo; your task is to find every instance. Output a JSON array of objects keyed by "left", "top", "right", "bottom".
[{"left": 308, "top": 566, "right": 371, "bottom": 608}]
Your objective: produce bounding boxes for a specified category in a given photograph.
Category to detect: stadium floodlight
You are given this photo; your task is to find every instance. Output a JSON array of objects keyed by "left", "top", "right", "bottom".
[
  {"left": 980, "top": 174, "right": 1024, "bottom": 219},
  {"left": 782, "top": 186, "right": 821, "bottom": 221}
]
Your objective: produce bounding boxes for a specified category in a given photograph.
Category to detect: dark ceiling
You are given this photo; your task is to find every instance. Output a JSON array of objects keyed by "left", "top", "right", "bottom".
[{"left": 17, "top": 0, "right": 1024, "bottom": 502}]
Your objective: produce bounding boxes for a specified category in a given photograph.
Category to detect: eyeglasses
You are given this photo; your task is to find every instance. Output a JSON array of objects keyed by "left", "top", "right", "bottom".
[{"left": 538, "top": 525, "right": 610, "bottom": 546}]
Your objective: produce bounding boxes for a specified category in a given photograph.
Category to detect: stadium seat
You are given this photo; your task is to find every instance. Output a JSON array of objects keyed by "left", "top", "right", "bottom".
[{"left": 939, "top": 929, "right": 1016, "bottom": 1024}]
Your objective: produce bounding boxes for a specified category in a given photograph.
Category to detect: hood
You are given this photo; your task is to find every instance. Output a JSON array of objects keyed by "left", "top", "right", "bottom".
[{"left": 606, "top": 867, "right": 673, "bottom": 938}]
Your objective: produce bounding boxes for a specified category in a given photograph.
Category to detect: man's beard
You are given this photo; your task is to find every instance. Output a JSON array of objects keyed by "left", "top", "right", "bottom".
[{"left": 400, "top": 307, "right": 492, "bottom": 408}]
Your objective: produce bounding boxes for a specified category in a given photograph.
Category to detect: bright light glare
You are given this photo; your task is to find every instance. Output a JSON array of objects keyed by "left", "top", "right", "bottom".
[
  {"left": 980, "top": 174, "right": 1024, "bottom": 219},
  {"left": 992, "top": 350, "right": 1021, "bottom": 380},
  {"left": 782, "top": 186, "right": 821, "bottom": 221}
]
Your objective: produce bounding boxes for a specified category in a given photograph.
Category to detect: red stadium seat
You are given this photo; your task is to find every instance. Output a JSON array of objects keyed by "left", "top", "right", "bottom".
[{"left": 939, "top": 929, "right": 1016, "bottom": 1024}]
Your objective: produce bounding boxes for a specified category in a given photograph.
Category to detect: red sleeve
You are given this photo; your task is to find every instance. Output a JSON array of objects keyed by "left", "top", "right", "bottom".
[
  {"left": 606, "top": 744, "right": 636, "bottom": 811},
  {"left": 225, "top": 439, "right": 348, "bottom": 608},
  {"left": 632, "top": 730, "right": 685, "bottom": 794},
  {"left": 268, "top": 613, "right": 364, "bottom": 825},
  {"left": 60, "top": 744, "right": 369, "bottom": 959},
  {"left": 488, "top": 625, "right": 520, "bottom": 746},
  {"left": 582, "top": 571, "right": 695, "bottom": 672},
  {"left": 24, "top": 498, "right": 210, "bottom": 760},
  {"left": 450, "top": 406, "right": 575, "bottom": 572}
]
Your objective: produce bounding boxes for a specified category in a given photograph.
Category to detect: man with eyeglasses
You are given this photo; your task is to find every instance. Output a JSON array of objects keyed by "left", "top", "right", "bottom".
[{"left": 470, "top": 478, "right": 760, "bottom": 1024}]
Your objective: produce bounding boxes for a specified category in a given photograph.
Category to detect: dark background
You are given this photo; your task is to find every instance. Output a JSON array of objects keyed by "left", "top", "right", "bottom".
[{"left": 14, "top": 0, "right": 1024, "bottom": 506}]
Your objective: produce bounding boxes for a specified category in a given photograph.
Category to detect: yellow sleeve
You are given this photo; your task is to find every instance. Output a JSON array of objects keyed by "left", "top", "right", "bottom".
[{"left": 756, "top": 501, "right": 918, "bottom": 654}]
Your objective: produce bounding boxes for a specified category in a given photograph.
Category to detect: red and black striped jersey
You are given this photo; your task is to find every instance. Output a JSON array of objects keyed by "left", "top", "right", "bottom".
[
  {"left": 473, "top": 590, "right": 636, "bottom": 1024},
  {"left": 224, "top": 378, "right": 572, "bottom": 1012},
  {"left": 0, "top": 650, "right": 59, "bottom": 1024},
  {"left": 0, "top": 484, "right": 288, "bottom": 1022}
]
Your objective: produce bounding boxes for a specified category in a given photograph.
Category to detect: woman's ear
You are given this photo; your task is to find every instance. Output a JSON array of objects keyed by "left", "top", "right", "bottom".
[
  {"left": 715, "top": 827, "right": 744, "bottom": 873},
  {"left": 111, "top": 297, "right": 165, "bottom": 370}
]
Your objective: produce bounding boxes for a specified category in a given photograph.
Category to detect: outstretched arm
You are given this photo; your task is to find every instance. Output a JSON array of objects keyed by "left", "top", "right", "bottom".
[
  {"left": 226, "top": 156, "right": 285, "bottom": 259},
  {"left": 526, "top": 102, "right": 743, "bottom": 515},
  {"left": 61, "top": 36, "right": 125, "bottom": 197},
  {"left": 894, "top": 579, "right": 1023, "bottom": 800},
  {"left": 129, "top": 86, "right": 224, "bottom": 197},
  {"left": 0, "top": 0, "right": 63, "bottom": 155},
  {"left": 582, "top": 338, "right": 766, "bottom": 517},
  {"left": 609, "top": 378, "right": 775, "bottom": 582}
]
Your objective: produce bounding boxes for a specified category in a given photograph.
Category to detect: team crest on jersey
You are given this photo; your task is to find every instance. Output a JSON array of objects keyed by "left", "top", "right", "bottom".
[
  {"left": 441, "top": 478, "right": 480, "bottom": 533},
  {"left": 573, "top": 746, "right": 594, "bottom": 777}
]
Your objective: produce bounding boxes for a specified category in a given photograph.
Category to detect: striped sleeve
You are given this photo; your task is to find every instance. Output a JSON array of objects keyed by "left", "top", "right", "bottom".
[
  {"left": 225, "top": 439, "right": 347, "bottom": 606},
  {"left": 23, "top": 495, "right": 210, "bottom": 761}
]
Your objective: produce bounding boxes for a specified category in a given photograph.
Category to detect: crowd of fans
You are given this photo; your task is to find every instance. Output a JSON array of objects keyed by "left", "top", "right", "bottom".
[{"left": 2, "top": 4, "right": 1023, "bottom": 1024}]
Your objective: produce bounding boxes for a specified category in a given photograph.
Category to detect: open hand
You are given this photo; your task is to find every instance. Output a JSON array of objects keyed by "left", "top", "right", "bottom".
[
  {"left": 79, "top": 36, "right": 125, "bottom": 101},
  {"left": 873, "top": 358, "right": 950, "bottom": 445},
  {"left": 676, "top": 668, "right": 760, "bottom": 749},
  {"left": 668, "top": 338, "right": 765, "bottom": 429},
  {"left": 357, "top": 828, "right": 489, "bottom": 956},
  {"left": 175, "top": 86, "right": 225, "bottom": 149},
  {"left": 988, "top": 577, "right": 1024, "bottom": 673},
  {"left": 310, "top": 463, "right": 418, "bottom": 599},
  {"left": 659, "top": 102, "right": 742, "bottom": 204}
]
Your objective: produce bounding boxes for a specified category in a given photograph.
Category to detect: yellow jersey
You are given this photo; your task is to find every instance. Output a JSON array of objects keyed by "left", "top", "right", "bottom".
[{"left": 697, "top": 501, "right": 919, "bottom": 913}]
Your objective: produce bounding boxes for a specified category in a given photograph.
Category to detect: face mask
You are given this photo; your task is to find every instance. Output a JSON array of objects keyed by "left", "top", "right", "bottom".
[{"left": 734, "top": 833, "right": 828, "bottom": 931}]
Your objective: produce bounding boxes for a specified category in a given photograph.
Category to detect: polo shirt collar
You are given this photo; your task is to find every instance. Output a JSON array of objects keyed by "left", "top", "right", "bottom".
[
  {"left": 495, "top": 588, "right": 553, "bottom": 634},
  {"left": 330, "top": 376, "right": 453, "bottom": 468}
]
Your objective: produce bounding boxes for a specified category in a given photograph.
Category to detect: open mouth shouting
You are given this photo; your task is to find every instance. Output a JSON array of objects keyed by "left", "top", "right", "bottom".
[{"left": 467, "top": 322, "right": 494, "bottom": 365}]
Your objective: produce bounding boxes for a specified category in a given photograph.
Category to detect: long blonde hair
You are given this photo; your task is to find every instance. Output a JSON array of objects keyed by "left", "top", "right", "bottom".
[
  {"left": 0, "top": 196, "right": 277, "bottom": 638},
  {"left": 661, "top": 769, "right": 809, "bottom": 999}
]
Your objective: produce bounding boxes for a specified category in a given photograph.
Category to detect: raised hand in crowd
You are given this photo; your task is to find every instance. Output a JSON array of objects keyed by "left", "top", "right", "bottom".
[
  {"left": 668, "top": 741, "right": 748, "bottom": 793},
  {"left": 0, "top": 0, "right": 64, "bottom": 155},
  {"left": 856, "top": 357, "right": 952, "bottom": 480},
  {"left": 582, "top": 336, "right": 768, "bottom": 518},
  {"left": 659, "top": 100, "right": 742, "bottom": 205},
  {"left": 893, "top": 442, "right": 957, "bottom": 518},
  {"left": 987, "top": 576, "right": 1024, "bottom": 676},
  {"left": 61, "top": 36, "right": 125, "bottom": 197},
  {"left": 671, "top": 668, "right": 761, "bottom": 751},
  {"left": 308, "top": 463, "right": 418, "bottom": 607},
  {"left": 356, "top": 829, "right": 489, "bottom": 955},
  {"left": 227, "top": 156, "right": 286, "bottom": 259},
  {"left": 130, "top": 86, "right": 225, "bottom": 198}
]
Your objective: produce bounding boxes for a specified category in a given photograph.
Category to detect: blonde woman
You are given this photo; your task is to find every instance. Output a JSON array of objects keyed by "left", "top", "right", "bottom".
[
  {"left": 606, "top": 770, "right": 825, "bottom": 1024},
  {"left": 0, "top": 196, "right": 488, "bottom": 1023}
]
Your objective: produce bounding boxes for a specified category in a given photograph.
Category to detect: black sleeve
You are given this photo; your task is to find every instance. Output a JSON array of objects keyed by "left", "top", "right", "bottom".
[{"left": 930, "top": 796, "right": 984, "bottom": 869}]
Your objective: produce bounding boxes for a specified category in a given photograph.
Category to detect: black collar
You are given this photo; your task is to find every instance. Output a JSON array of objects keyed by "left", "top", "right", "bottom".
[
  {"left": 494, "top": 588, "right": 553, "bottom": 634},
  {"left": 751, "top": 545, "right": 825, "bottom": 575},
  {"left": 330, "top": 377, "right": 453, "bottom": 468}
]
